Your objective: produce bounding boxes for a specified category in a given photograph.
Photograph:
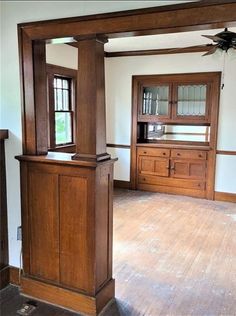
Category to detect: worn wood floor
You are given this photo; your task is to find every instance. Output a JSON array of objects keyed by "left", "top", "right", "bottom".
[{"left": 1, "top": 189, "right": 236, "bottom": 315}]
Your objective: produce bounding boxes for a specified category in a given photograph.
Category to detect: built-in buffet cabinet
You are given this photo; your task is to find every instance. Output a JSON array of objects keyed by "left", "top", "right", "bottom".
[{"left": 132, "top": 72, "right": 221, "bottom": 199}]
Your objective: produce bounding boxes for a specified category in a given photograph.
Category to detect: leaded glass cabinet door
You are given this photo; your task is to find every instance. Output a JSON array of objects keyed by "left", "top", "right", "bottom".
[
  {"left": 139, "top": 84, "right": 171, "bottom": 120},
  {"left": 172, "top": 83, "right": 210, "bottom": 122}
]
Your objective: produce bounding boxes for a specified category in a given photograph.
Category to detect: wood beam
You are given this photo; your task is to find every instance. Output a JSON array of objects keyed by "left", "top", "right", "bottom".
[
  {"left": 105, "top": 45, "right": 212, "bottom": 58},
  {"left": 19, "top": 2, "right": 236, "bottom": 40},
  {"left": 73, "top": 36, "right": 110, "bottom": 161}
]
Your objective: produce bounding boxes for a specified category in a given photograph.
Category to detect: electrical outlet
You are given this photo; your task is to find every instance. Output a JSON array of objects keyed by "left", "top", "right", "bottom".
[
  {"left": 17, "top": 226, "right": 22, "bottom": 241},
  {"left": 17, "top": 303, "right": 36, "bottom": 315}
]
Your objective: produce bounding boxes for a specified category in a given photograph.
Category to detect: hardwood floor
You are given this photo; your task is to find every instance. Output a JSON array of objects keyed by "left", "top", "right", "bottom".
[
  {"left": 113, "top": 189, "right": 236, "bottom": 316},
  {"left": 1, "top": 189, "right": 236, "bottom": 315}
]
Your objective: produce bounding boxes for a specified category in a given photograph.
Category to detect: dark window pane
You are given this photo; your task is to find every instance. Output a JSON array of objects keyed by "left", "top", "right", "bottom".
[{"left": 55, "top": 112, "right": 72, "bottom": 145}]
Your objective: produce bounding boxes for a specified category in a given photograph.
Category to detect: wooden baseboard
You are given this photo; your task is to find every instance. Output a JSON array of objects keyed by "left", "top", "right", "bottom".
[
  {"left": 214, "top": 191, "right": 236, "bottom": 203},
  {"left": 0, "top": 266, "right": 9, "bottom": 289},
  {"left": 21, "top": 276, "right": 114, "bottom": 316},
  {"left": 137, "top": 183, "right": 206, "bottom": 198},
  {"left": 114, "top": 180, "right": 131, "bottom": 189}
]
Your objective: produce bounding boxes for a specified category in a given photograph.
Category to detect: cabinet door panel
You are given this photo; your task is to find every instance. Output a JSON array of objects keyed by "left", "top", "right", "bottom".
[
  {"left": 172, "top": 82, "right": 210, "bottom": 122},
  {"left": 28, "top": 171, "right": 59, "bottom": 282},
  {"left": 59, "top": 175, "right": 91, "bottom": 292},
  {"left": 138, "top": 156, "right": 169, "bottom": 177},
  {"left": 171, "top": 159, "right": 206, "bottom": 179}
]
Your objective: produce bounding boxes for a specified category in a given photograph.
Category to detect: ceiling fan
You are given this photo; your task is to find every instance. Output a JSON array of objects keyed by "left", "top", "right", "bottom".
[{"left": 201, "top": 28, "right": 236, "bottom": 56}]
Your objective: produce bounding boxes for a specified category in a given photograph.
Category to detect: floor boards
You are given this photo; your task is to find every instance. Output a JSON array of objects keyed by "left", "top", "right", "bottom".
[{"left": 1, "top": 189, "right": 236, "bottom": 315}]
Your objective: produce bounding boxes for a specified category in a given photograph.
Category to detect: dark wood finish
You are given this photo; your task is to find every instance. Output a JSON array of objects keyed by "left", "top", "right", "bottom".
[
  {"left": 33, "top": 41, "right": 48, "bottom": 154},
  {"left": 73, "top": 36, "right": 109, "bottom": 161},
  {"left": 59, "top": 175, "right": 93, "bottom": 292},
  {"left": 16, "top": 3, "right": 235, "bottom": 314},
  {"left": 46, "top": 64, "right": 77, "bottom": 151},
  {"left": 106, "top": 143, "right": 130, "bottom": 149},
  {"left": 21, "top": 277, "right": 114, "bottom": 316},
  {"left": 0, "top": 130, "right": 9, "bottom": 289},
  {"left": 9, "top": 266, "right": 21, "bottom": 286},
  {"left": 28, "top": 170, "right": 59, "bottom": 282},
  {"left": 0, "top": 130, "right": 9, "bottom": 139},
  {"left": 19, "top": 2, "right": 236, "bottom": 40},
  {"left": 216, "top": 150, "right": 236, "bottom": 155},
  {"left": 113, "top": 180, "right": 131, "bottom": 189},
  {"left": 137, "top": 146, "right": 207, "bottom": 197},
  {"left": 138, "top": 156, "right": 169, "bottom": 177},
  {"left": 131, "top": 72, "right": 221, "bottom": 199},
  {"left": 214, "top": 191, "right": 236, "bottom": 203},
  {"left": 105, "top": 45, "right": 212, "bottom": 58},
  {"left": 135, "top": 73, "right": 216, "bottom": 124},
  {"left": 16, "top": 155, "right": 116, "bottom": 315}
]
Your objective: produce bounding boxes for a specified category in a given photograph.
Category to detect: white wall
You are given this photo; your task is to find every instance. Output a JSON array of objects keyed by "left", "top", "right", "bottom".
[
  {"left": 46, "top": 44, "right": 78, "bottom": 69},
  {"left": 1, "top": 1, "right": 183, "bottom": 268},
  {"left": 105, "top": 53, "right": 236, "bottom": 191}
]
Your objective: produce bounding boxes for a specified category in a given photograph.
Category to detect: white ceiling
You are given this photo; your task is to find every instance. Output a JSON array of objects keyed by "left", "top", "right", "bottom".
[{"left": 105, "top": 27, "right": 236, "bottom": 52}]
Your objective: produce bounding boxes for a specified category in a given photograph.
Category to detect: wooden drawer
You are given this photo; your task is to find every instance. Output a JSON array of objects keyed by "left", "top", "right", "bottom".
[
  {"left": 137, "top": 147, "right": 170, "bottom": 158},
  {"left": 171, "top": 149, "right": 207, "bottom": 160},
  {"left": 138, "top": 175, "right": 205, "bottom": 190}
]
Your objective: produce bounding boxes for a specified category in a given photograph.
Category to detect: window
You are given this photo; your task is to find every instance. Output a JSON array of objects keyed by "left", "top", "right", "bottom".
[
  {"left": 47, "top": 64, "right": 77, "bottom": 151},
  {"left": 54, "top": 76, "right": 73, "bottom": 145}
]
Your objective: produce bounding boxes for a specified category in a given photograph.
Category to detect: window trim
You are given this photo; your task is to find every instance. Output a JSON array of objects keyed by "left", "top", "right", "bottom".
[{"left": 46, "top": 64, "right": 77, "bottom": 151}]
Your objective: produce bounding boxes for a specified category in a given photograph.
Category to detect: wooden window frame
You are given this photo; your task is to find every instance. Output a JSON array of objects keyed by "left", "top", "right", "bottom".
[{"left": 46, "top": 64, "right": 77, "bottom": 153}]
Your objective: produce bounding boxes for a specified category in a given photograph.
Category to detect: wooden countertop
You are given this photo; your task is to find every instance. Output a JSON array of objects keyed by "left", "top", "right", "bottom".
[
  {"left": 0, "top": 130, "right": 9, "bottom": 140},
  {"left": 136, "top": 143, "right": 211, "bottom": 151},
  {"left": 15, "top": 152, "right": 118, "bottom": 168}
]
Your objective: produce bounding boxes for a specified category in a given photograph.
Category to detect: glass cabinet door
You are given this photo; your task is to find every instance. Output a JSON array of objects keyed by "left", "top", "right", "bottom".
[
  {"left": 141, "top": 85, "right": 170, "bottom": 118},
  {"left": 174, "top": 84, "right": 208, "bottom": 120}
]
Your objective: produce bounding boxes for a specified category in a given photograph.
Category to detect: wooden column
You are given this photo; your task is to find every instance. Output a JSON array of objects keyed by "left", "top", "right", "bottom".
[
  {"left": 16, "top": 33, "right": 116, "bottom": 316},
  {"left": 73, "top": 36, "right": 110, "bottom": 161},
  {"left": 0, "top": 130, "right": 9, "bottom": 289}
]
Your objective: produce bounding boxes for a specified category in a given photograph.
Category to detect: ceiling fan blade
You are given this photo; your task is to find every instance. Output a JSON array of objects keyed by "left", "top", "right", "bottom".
[
  {"left": 202, "top": 45, "right": 218, "bottom": 56},
  {"left": 202, "top": 35, "right": 227, "bottom": 42}
]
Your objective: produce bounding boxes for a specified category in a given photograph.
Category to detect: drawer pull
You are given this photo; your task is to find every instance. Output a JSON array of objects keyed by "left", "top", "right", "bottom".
[
  {"left": 163, "top": 152, "right": 166, "bottom": 155},
  {"left": 198, "top": 154, "right": 202, "bottom": 158},
  {"left": 143, "top": 151, "right": 147, "bottom": 154},
  {"left": 177, "top": 153, "right": 181, "bottom": 156}
]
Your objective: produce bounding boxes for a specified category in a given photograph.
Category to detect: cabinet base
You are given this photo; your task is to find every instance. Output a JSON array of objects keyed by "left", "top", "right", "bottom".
[
  {"left": 0, "top": 266, "right": 10, "bottom": 289},
  {"left": 20, "top": 276, "right": 115, "bottom": 316},
  {"left": 137, "top": 183, "right": 206, "bottom": 198}
]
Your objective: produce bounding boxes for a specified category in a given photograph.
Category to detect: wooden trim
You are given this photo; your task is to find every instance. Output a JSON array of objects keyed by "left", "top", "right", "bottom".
[
  {"left": 0, "top": 130, "right": 9, "bottom": 140},
  {"left": 46, "top": 64, "right": 77, "bottom": 150},
  {"left": 214, "top": 191, "right": 236, "bottom": 203},
  {"left": 0, "top": 266, "right": 9, "bottom": 289},
  {"left": 19, "top": 2, "right": 236, "bottom": 40},
  {"left": 107, "top": 143, "right": 130, "bottom": 149},
  {"left": 114, "top": 180, "right": 131, "bottom": 189},
  {"left": 216, "top": 150, "right": 236, "bottom": 155},
  {"left": 46, "top": 64, "right": 77, "bottom": 77},
  {"left": 21, "top": 276, "right": 114, "bottom": 316},
  {"left": 105, "top": 45, "right": 211, "bottom": 58},
  {"left": 9, "top": 266, "right": 21, "bottom": 286}
]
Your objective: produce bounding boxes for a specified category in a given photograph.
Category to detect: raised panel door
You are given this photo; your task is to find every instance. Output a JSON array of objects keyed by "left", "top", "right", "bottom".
[
  {"left": 59, "top": 175, "right": 93, "bottom": 293},
  {"left": 28, "top": 170, "right": 59, "bottom": 282},
  {"left": 170, "top": 159, "right": 206, "bottom": 180},
  {"left": 138, "top": 155, "right": 169, "bottom": 177}
]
